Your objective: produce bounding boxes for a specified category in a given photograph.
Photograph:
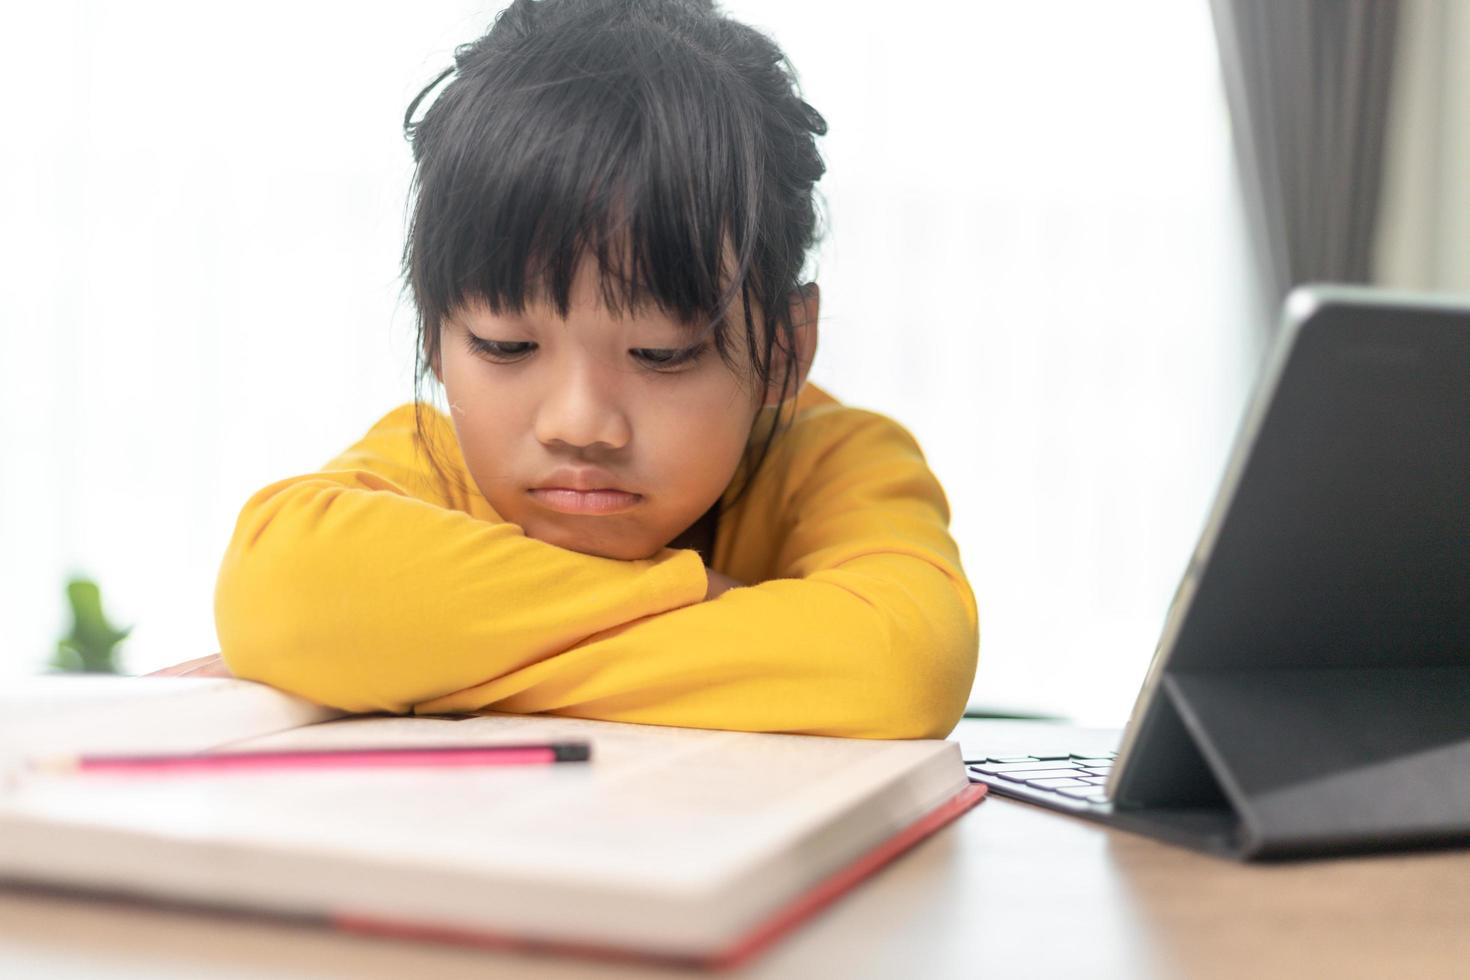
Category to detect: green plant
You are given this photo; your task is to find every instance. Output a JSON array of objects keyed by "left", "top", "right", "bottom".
[{"left": 50, "top": 576, "right": 130, "bottom": 674}]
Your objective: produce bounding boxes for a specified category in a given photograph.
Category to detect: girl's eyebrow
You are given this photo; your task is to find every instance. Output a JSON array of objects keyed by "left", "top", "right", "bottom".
[{"left": 456, "top": 306, "right": 527, "bottom": 329}]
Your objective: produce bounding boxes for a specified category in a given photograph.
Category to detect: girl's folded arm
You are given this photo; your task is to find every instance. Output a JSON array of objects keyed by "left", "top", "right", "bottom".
[
  {"left": 214, "top": 469, "right": 708, "bottom": 714},
  {"left": 412, "top": 412, "right": 981, "bottom": 739}
]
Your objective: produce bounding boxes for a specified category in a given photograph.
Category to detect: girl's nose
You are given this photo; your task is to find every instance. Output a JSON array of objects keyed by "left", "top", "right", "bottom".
[{"left": 532, "top": 367, "right": 633, "bottom": 452}]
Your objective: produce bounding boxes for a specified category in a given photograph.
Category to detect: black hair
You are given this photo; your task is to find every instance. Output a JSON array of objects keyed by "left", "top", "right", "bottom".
[{"left": 398, "top": 0, "right": 827, "bottom": 511}]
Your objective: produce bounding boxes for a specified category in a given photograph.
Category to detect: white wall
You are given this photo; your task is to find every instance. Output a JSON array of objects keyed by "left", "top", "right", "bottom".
[
  {"left": 2, "top": 1, "right": 1256, "bottom": 725},
  {"left": 759, "top": 2, "right": 1258, "bottom": 722}
]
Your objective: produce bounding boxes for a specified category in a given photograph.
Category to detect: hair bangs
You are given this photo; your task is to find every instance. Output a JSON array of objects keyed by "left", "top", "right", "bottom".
[{"left": 406, "top": 28, "right": 761, "bottom": 344}]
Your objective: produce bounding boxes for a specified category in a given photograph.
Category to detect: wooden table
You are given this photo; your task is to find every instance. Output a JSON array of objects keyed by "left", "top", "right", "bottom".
[{"left": 2, "top": 720, "right": 1467, "bottom": 979}]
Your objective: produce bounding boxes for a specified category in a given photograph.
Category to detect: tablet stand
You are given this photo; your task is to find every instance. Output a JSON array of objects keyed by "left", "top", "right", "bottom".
[{"left": 1118, "top": 665, "right": 1470, "bottom": 858}]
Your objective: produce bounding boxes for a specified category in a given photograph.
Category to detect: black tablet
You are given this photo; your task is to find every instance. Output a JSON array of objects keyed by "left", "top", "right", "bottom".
[{"left": 971, "top": 285, "right": 1470, "bottom": 859}]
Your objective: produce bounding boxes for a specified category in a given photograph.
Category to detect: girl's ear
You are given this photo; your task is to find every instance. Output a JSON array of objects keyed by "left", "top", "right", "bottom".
[{"left": 763, "top": 282, "right": 820, "bottom": 407}]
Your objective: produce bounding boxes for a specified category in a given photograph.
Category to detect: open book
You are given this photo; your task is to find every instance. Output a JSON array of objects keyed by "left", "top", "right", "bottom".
[{"left": 0, "top": 675, "right": 984, "bottom": 969}]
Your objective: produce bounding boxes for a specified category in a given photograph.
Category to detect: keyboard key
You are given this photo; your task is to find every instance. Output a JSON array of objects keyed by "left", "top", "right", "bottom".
[
  {"left": 971, "top": 761, "right": 1083, "bottom": 774},
  {"left": 1072, "top": 759, "right": 1114, "bottom": 768},
  {"left": 986, "top": 756, "right": 1038, "bottom": 764},
  {"left": 1057, "top": 786, "right": 1107, "bottom": 800},
  {"left": 1029, "top": 753, "right": 1073, "bottom": 761},
  {"left": 969, "top": 765, "right": 1052, "bottom": 777},
  {"left": 996, "top": 769, "right": 1085, "bottom": 782},
  {"left": 1080, "top": 767, "right": 1112, "bottom": 776},
  {"left": 1081, "top": 776, "right": 1109, "bottom": 785},
  {"left": 1025, "top": 777, "right": 1091, "bottom": 788},
  {"left": 1071, "top": 752, "right": 1117, "bottom": 761}
]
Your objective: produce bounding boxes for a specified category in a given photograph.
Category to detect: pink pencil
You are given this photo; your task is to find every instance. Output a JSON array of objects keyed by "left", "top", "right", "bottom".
[{"left": 29, "top": 742, "right": 592, "bottom": 776}]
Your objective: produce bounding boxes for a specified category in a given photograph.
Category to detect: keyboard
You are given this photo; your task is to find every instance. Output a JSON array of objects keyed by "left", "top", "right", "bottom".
[{"left": 965, "top": 751, "right": 1118, "bottom": 813}]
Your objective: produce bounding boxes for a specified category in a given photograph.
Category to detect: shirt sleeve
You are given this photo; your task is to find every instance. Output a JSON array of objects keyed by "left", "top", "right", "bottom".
[
  {"left": 214, "top": 408, "right": 709, "bottom": 714},
  {"left": 412, "top": 410, "right": 980, "bottom": 739}
]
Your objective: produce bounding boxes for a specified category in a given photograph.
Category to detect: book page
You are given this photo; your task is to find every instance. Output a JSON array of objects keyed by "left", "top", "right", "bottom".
[
  {"left": 0, "top": 709, "right": 970, "bottom": 951},
  {"left": 0, "top": 675, "right": 346, "bottom": 760},
  {"left": 7, "top": 710, "right": 961, "bottom": 887}
]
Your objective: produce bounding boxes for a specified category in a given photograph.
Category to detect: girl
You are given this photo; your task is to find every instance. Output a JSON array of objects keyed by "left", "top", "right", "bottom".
[{"left": 170, "top": 0, "right": 978, "bottom": 739}]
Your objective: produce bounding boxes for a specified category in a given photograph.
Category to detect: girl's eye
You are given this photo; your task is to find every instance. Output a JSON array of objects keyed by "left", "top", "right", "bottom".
[
  {"left": 634, "top": 343, "right": 708, "bottom": 372},
  {"left": 466, "top": 336, "right": 534, "bottom": 361},
  {"left": 465, "top": 335, "right": 708, "bottom": 372}
]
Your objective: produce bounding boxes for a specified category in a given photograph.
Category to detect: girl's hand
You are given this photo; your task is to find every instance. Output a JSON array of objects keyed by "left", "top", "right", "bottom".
[
  {"left": 144, "top": 653, "right": 235, "bottom": 678},
  {"left": 704, "top": 569, "right": 746, "bottom": 601}
]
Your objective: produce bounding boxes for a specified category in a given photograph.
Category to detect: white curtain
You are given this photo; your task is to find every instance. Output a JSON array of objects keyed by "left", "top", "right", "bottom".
[
  {"left": 2, "top": 1, "right": 1255, "bottom": 725},
  {"left": 1376, "top": 0, "right": 1470, "bottom": 293}
]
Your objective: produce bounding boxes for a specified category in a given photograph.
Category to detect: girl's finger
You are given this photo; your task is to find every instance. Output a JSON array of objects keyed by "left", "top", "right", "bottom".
[{"left": 144, "top": 654, "right": 228, "bottom": 677}]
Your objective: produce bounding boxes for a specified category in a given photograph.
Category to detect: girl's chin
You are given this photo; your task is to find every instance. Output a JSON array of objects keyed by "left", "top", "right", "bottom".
[{"left": 523, "top": 523, "right": 663, "bottom": 562}]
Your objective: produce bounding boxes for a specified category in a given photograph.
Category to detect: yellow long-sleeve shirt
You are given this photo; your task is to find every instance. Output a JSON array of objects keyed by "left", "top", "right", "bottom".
[{"left": 215, "top": 382, "right": 979, "bottom": 739}]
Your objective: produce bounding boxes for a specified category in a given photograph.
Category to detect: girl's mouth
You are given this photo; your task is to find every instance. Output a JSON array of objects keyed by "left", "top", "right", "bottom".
[{"left": 527, "top": 488, "right": 643, "bottom": 515}]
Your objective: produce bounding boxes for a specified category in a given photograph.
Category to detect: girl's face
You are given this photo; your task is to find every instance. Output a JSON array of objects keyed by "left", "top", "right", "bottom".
[{"left": 434, "top": 254, "right": 816, "bottom": 561}]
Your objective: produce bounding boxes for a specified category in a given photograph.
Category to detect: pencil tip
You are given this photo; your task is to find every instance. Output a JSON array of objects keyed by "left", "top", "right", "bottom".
[{"left": 27, "top": 756, "right": 76, "bottom": 775}]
